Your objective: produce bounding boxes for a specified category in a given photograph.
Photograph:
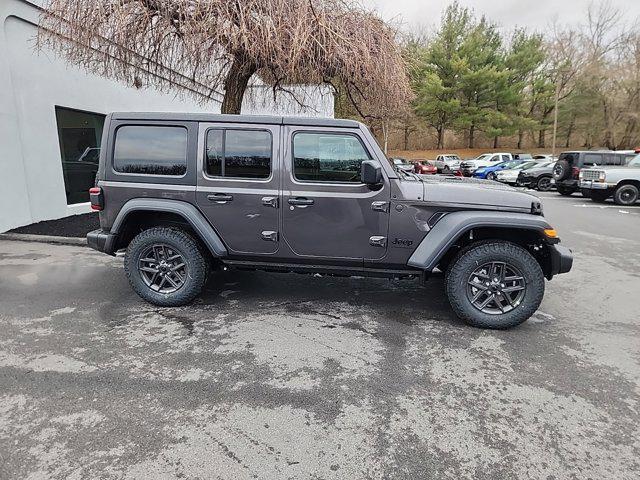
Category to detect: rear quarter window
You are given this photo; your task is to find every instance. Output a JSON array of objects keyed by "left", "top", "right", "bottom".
[{"left": 113, "top": 125, "right": 187, "bottom": 176}]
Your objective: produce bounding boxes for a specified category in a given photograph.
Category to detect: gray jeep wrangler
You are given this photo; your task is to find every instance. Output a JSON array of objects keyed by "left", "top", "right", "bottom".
[{"left": 87, "top": 113, "right": 572, "bottom": 329}]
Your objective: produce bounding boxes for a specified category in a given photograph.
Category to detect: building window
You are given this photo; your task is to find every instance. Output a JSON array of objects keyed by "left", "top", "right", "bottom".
[
  {"left": 55, "top": 107, "right": 105, "bottom": 205},
  {"left": 205, "top": 129, "right": 272, "bottom": 179},
  {"left": 113, "top": 125, "right": 188, "bottom": 176},
  {"left": 292, "top": 132, "right": 370, "bottom": 183}
]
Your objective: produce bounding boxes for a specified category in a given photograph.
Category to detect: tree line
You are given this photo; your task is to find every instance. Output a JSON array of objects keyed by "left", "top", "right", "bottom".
[{"left": 358, "top": 2, "right": 640, "bottom": 152}]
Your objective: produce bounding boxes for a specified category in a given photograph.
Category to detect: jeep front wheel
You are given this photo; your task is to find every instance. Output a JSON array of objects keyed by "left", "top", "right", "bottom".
[
  {"left": 445, "top": 242, "right": 544, "bottom": 329},
  {"left": 613, "top": 184, "right": 639, "bottom": 206},
  {"left": 124, "top": 227, "right": 208, "bottom": 307}
]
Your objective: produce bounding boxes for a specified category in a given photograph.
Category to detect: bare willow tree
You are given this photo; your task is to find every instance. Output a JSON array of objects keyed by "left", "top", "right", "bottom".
[{"left": 37, "top": 0, "right": 411, "bottom": 117}]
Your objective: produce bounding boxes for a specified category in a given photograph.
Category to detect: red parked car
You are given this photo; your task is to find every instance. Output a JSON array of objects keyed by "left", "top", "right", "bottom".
[{"left": 414, "top": 160, "right": 438, "bottom": 175}]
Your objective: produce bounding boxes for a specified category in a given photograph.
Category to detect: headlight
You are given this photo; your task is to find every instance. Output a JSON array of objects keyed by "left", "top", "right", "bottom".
[
  {"left": 599, "top": 171, "right": 606, "bottom": 182},
  {"left": 579, "top": 171, "right": 584, "bottom": 180}
]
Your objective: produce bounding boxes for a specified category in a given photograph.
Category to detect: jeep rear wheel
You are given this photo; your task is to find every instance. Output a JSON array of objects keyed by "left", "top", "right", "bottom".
[
  {"left": 613, "top": 184, "right": 639, "bottom": 206},
  {"left": 445, "top": 242, "right": 544, "bottom": 329},
  {"left": 124, "top": 227, "right": 208, "bottom": 306},
  {"left": 557, "top": 186, "right": 574, "bottom": 196}
]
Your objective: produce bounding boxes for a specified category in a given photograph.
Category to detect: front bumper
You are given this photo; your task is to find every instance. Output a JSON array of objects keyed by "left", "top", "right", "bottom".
[
  {"left": 548, "top": 244, "right": 573, "bottom": 279},
  {"left": 87, "top": 229, "right": 118, "bottom": 255},
  {"left": 579, "top": 180, "right": 613, "bottom": 190}
]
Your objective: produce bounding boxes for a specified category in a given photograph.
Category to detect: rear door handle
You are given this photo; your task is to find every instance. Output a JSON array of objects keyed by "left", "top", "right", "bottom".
[
  {"left": 288, "top": 197, "right": 314, "bottom": 206},
  {"left": 207, "top": 193, "right": 233, "bottom": 203}
]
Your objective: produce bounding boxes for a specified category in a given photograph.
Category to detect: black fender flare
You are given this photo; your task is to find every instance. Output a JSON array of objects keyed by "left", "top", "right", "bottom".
[
  {"left": 111, "top": 198, "right": 228, "bottom": 257},
  {"left": 407, "top": 211, "right": 552, "bottom": 271}
]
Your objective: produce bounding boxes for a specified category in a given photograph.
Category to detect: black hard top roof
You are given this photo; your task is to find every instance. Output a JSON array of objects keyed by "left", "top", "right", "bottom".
[{"left": 110, "top": 112, "right": 361, "bottom": 128}]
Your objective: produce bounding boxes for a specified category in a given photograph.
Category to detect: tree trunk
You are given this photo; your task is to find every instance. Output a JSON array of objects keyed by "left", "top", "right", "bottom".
[
  {"left": 493, "top": 136, "right": 499, "bottom": 149},
  {"left": 437, "top": 126, "right": 444, "bottom": 149},
  {"left": 565, "top": 115, "right": 576, "bottom": 148},
  {"left": 517, "top": 130, "right": 524, "bottom": 150},
  {"left": 403, "top": 126, "right": 409, "bottom": 150},
  {"left": 468, "top": 123, "right": 475, "bottom": 149},
  {"left": 537, "top": 129, "right": 546, "bottom": 148},
  {"left": 221, "top": 53, "right": 257, "bottom": 114}
]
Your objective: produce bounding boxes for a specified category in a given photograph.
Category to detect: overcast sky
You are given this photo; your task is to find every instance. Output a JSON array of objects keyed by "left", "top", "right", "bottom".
[{"left": 364, "top": 0, "right": 640, "bottom": 33}]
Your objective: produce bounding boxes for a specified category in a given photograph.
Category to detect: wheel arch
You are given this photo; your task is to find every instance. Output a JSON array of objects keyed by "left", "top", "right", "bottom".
[
  {"left": 407, "top": 211, "right": 556, "bottom": 278},
  {"left": 110, "top": 199, "right": 227, "bottom": 257}
]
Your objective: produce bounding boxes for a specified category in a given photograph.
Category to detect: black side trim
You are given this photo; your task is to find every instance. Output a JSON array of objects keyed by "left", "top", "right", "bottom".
[
  {"left": 407, "top": 211, "right": 552, "bottom": 271},
  {"left": 110, "top": 198, "right": 228, "bottom": 257},
  {"left": 87, "top": 229, "right": 118, "bottom": 255}
]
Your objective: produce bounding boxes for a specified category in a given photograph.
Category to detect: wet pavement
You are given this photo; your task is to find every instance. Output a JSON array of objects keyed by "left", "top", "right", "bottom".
[{"left": 0, "top": 191, "right": 639, "bottom": 479}]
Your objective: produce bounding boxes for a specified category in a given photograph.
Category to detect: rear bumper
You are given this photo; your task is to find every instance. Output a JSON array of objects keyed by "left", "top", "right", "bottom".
[
  {"left": 87, "top": 229, "right": 118, "bottom": 255},
  {"left": 548, "top": 244, "right": 573, "bottom": 279}
]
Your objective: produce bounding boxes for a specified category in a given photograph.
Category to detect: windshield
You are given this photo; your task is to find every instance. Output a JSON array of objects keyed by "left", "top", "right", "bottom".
[
  {"left": 500, "top": 160, "right": 522, "bottom": 169},
  {"left": 512, "top": 161, "right": 536, "bottom": 171},
  {"left": 474, "top": 154, "right": 493, "bottom": 162},
  {"left": 445, "top": 155, "right": 460, "bottom": 160},
  {"left": 393, "top": 158, "right": 408, "bottom": 165},
  {"left": 628, "top": 154, "right": 640, "bottom": 167}
]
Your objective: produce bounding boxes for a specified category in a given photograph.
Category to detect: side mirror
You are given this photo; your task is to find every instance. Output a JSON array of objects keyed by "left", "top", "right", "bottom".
[{"left": 361, "top": 160, "right": 382, "bottom": 185}]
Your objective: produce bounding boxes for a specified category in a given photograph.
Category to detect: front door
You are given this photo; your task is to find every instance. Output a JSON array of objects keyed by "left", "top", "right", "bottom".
[
  {"left": 281, "top": 127, "right": 390, "bottom": 263},
  {"left": 196, "top": 122, "right": 280, "bottom": 257}
]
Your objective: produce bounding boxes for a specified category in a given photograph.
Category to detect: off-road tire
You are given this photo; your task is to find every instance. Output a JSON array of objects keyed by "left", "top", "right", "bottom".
[
  {"left": 536, "top": 176, "right": 552, "bottom": 191},
  {"left": 553, "top": 160, "right": 571, "bottom": 181},
  {"left": 557, "top": 186, "right": 574, "bottom": 196},
  {"left": 613, "top": 184, "right": 639, "bottom": 206},
  {"left": 124, "top": 227, "right": 208, "bottom": 307},
  {"left": 590, "top": 190, "right": 609, "bottom": 203},
  {"left": 580, "top": 188, "right": 591, "bottom": 198},
  {"left": 445, "top": 241, "right": 545, "bottom": 329}
]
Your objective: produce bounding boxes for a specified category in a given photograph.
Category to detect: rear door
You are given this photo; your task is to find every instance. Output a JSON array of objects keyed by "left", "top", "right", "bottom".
[
  {"left": 195, "top": 122, "right": 280, "bottom": 256},
  {"left": 280, "top": 126, "right": 390, "bottom": 263}
]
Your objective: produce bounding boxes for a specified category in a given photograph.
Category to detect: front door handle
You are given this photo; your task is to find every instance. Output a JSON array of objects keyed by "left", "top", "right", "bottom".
[
  {"left": 207, "top": 193, "right": 233, "bottom": 203},
  {"left": 288, "top": 197, "right": 314, "bottom": 206}
]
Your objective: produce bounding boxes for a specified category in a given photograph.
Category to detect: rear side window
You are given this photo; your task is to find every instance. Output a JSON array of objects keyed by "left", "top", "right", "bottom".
[
  {"left": 558, "top": 152, "right": 578, "bottom": 163},
  {"left": 293, "top": 132, "right": 371, "bottom": 183},
  {"left": 583, "top": 153, "right": 604, "bottom": 166},
  {"left": 113, "top": 125, "right": 187, "bottom": 176},
  {"left": 205, "top": 129, "right": 271, "bottom": 179}
]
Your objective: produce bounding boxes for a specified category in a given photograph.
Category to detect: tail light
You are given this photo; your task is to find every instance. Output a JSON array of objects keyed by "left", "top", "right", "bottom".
[
  {"left": 89, "top": 187, "right": 104, "bottom": 211},
  {"left": 572, "top": 167, "right": 580, "bottom": 179},
  {"left": 635, "top": 148, "right": 640, "bottom": 154}
]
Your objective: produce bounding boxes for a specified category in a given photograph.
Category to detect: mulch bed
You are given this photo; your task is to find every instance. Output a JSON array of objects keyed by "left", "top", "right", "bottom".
[{"left": 8, "top": 213, "right": 100, "bottom": 238}]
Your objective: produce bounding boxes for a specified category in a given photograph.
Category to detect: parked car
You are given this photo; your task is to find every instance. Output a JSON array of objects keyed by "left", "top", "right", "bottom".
[
  {"left": 473, "top": 160, "right": 529, "bottom": 180},
  {"left": 552, "top": 151, "right": 637, "bottom": 196},
  {"left": 460, "top": 153, "right": 514, "bottom": 176},
  {"left": 414, "top": 160, "right": 438, "bottom": 175},
  {"left": 87, "top": 112, "right": 572, "bottom": 329},
  {"left": 516, "top": 162, "right": 556, "bottom": 191},
  {"left": 390, "top": 157, "right": 414, "bottom": 173},
  {"left": 579, "top": 153, "right": 640, "bottom": 205},
  {"left": 433, "top": 154, "right": 462, "bottom": 173},
  {"left": 495, "top": 161, "right": 539, "bottom": 185}
]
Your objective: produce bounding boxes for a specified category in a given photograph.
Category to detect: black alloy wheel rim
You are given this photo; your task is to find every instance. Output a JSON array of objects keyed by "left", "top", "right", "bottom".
[
  {"left": 538, "top": 177, "right": 551, "bottom": 191},
  {"left": 619, "top": 186, "right": 638, "bottom": 204},
  {"left": 467, "top": 262, "right": 526, "bottom": 315},
  {"left": 138, "top": 244, "right": 187, "bottom": 294}
]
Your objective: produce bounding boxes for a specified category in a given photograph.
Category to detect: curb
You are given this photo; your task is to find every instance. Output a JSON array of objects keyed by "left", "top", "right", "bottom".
[{"left": 0, "top": 233, "right": 88, "bottom": 247}]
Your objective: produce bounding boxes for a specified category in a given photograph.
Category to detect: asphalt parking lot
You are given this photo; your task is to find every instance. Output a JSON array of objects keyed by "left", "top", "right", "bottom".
[{"left": 1, "top": 191, "right": 639, "bottom": 479}]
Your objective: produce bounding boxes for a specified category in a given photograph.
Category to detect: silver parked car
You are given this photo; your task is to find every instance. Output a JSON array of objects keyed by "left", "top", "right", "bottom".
[{"left": 579, "top": 153, "right": 640, "bottom": 205}]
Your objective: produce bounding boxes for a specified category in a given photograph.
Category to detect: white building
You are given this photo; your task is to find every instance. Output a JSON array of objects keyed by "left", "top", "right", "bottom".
[{"left": 0, "top": 0, "right": 334, "bottom": 233}]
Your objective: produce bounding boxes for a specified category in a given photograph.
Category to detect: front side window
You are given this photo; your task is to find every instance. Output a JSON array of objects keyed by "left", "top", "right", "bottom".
[
  {"left": 205, "top": 129, "right": 271, "bottom": 179},
  {"left": 293, "top": 132, "right": 371, "bottom": 183},
  {"left": 114, "top": 125, "right": 187, "bottom": 176}
]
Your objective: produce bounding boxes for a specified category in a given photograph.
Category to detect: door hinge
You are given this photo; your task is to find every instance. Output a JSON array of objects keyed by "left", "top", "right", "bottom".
[
  {"left": 369, "top": 236, "right": 387, "bottom": 247},
  {"left": 262, "top": 196, "right": 278, "bottom": 208},
  {"left": 261, "top": 231, "right": 279, "bottom": 242},
  {"left": 371, "top": 201, "right": 389, "bottom": 213}
]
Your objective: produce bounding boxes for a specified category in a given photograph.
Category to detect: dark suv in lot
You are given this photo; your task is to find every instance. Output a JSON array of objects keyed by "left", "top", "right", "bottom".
[
  {"left": 553, "top": 151, "right": 636, "bottom": 195},
  {"left": 88, "top": 113, "right": 572, "bottom": 329}
]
